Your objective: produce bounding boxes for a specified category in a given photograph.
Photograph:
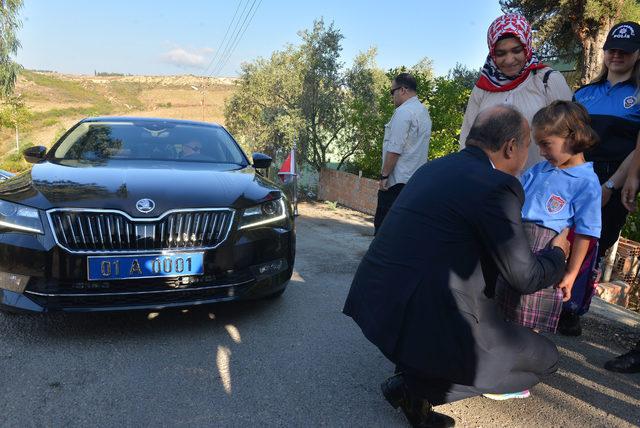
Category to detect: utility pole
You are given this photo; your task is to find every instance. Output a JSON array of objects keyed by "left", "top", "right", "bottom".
[
  {"left": 201, "top": 90, "right": 205, "bottom": 122},
  {"left": 190, "top": 85, "right": 205, "bottom": 122}
]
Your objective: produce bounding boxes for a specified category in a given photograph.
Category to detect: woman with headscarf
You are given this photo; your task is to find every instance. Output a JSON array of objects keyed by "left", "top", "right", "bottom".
[{"left": 460, "top": 13, "right": 573, "bottom": 170}]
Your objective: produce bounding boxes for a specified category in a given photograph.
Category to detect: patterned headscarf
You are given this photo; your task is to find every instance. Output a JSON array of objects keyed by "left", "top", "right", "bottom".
[{"left": 475, "top": 13, "right": 546, "bottom": 92}]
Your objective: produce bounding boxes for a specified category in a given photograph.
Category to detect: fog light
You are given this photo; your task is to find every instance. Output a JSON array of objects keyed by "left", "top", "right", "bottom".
[
  {"left": 0, "top": 272, "right": 30, "bottom": 293},
  {"left": 253, "top": 259, "right": 287, "bottom": 276}
]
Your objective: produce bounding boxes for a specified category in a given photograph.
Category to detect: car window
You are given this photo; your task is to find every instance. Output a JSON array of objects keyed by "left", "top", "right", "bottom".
[{"left": 51, "top": 121, "right": 248, "bottom": 165}]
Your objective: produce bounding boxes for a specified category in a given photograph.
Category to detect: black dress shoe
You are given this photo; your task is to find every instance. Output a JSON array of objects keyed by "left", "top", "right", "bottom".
[
  {"left": 604, "top": 349, "right": 640, "bottom": 373},
  {"left": 381, "top": 375, "right": 455, "bottom": 428},
  {"left": 558, "top": 311, "right": 582, "bottom": 336},
  {"left": 381, "top": 373, "right": 408, "bottom": 409}
]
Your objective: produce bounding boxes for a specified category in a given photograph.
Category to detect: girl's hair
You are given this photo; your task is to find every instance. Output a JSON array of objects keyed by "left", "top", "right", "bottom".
[
  {"left": 532, "top": 100, "right": 600, "bottom": 153},
  {"left": 592, "top": 52, "right": 640, "bottom": 89}
]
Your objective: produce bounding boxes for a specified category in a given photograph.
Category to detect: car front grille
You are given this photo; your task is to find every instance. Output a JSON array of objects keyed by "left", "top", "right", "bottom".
[{"left": 47, "top": 208, "right": 234, "bottom": 254}]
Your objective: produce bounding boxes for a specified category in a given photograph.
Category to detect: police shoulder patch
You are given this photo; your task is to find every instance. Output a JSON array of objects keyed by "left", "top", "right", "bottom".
[{"left": 624, "top": 95, "right": 637, "bottom": 109}]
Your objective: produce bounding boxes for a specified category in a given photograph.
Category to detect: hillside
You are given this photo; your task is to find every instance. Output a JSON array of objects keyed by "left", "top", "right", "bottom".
[{"left": 0, "top": 71, "right": 238, "bottom": 172}]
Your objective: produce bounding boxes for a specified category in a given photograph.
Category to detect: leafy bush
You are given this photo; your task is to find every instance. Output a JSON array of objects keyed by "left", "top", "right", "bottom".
[{"left": 622, "top": 210, "right": 640, "bottom": 243}]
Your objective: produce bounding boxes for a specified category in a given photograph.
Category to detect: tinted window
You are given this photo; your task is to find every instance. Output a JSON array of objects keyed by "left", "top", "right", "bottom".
[{"left": 51, "top": 121, "right": 248, "bottom": 165}]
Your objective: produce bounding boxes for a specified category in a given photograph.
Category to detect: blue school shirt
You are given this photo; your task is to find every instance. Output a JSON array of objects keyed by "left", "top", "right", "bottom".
[{"left": 520, "top": 161, "right": 602, "bottom": 238}]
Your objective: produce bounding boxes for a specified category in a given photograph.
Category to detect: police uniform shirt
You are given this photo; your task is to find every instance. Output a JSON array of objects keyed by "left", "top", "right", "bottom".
[
  {"left": 520, "top": 161, "right": 602, "bottom": 238},
  {"left": 574, "top": 79, "right": 640, "bottom": 162}
]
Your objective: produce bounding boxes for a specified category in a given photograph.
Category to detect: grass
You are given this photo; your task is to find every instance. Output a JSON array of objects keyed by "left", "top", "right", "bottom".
[
  {"left": 39, "top": 105, "right": 114, "bottom": 120},
  {"left": 107, "top": 81, "right": 145, "bottom": 110},
  {"left": 21, "top": 70, "right": 107, "bottom": 104},
  {"left": 325, "top": 201, "right": 338, "bottom": 210},
  {"left": 41, "top": 118, "right": 60, "bottom": 127},
  {"left": 0, "top": 139, "right": 35, "bottom": 172}
]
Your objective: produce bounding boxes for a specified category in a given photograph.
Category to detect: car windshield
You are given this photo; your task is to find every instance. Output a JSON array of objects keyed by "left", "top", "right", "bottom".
[{"left": 50, "top": 121, "right": 248, "bottom": 165}]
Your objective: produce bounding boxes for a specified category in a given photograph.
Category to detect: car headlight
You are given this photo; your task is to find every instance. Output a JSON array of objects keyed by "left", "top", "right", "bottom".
[
  {"left": 239, "top": 198, "right": 288, "bottom": 230},
  {"left": 0, "top": 199, "right": 44, "bottom": 234}
]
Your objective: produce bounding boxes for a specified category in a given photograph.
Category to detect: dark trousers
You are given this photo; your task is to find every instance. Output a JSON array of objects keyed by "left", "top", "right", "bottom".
[
  {"left": 600, "top": 190, "right": 629, "bottom": 258},
  {"left": 397, "top": 328, "right": 559, "bottom": 405},
  {"left": 374, "top": 183, "right": 405, "bottom": 234},
  {"left": 593, "top": 161, "right": 630, "bottom": 258}
]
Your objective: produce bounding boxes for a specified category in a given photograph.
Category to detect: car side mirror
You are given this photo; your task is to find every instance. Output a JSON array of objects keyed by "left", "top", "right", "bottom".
[
  {"left": 252, "top": 152, "right": 272, "bottom": 169},
  {"left": 23, "top": 146, "right": 47, "bottom": 164}
]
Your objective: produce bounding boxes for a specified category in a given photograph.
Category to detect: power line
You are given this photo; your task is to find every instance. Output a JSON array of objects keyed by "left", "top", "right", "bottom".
[
  {"left": 211, "top": 0, "right": 262, "bottom": 78},
  {"left": 144, "top": 1, "right": 249, "bottom": 93},
  {"left": 206, "top": 0, "right": 254, "bottom": 79},
  {"left": 201, "top": 0, "right": 245, "bottom": 77}
]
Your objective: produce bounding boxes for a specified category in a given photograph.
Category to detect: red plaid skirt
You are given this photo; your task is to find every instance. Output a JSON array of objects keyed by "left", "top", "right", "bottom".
[{"left": 495, "top": 223, "right": 564, "bottom": 333}]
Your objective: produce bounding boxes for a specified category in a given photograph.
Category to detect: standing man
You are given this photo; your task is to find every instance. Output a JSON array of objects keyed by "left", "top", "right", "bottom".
[
  {"left": 344, "top": 106, "right": 570, "bottom": 427},
  {"left": 375, "top": 73, "right": 431, "bottom": 234}
]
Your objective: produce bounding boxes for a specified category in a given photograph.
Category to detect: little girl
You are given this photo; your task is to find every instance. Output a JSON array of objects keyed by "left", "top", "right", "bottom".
[{"left": 496, "top": 100, "right": 602, "bottom": 334}]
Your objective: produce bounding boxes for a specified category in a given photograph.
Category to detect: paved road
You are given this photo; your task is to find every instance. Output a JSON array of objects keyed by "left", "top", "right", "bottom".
[{"left": 1, "top": 203, "right": 639, "bottom": 427}]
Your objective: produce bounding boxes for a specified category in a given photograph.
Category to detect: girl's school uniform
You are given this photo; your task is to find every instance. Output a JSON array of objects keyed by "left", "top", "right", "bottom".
[{"left": 496, "top": 161, "right": 601, "bottom": 332}]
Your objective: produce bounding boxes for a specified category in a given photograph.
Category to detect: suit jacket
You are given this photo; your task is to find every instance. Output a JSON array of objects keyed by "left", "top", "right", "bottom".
[{"left": 343, "top": 145, "right": 566, "bottom": 389}]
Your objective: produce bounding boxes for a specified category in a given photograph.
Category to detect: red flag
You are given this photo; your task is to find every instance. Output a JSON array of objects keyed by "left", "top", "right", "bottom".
[{"left": 278, "top": 148, "right": 295, "bottom": 183}]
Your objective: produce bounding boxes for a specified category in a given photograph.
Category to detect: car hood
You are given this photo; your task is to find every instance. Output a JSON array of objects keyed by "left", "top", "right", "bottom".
[{"left": 0, "top": 160, "right": 281, "bottom": 217}]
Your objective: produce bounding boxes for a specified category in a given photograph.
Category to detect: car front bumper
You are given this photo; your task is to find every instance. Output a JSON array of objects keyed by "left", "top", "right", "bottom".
[{"left": 0, "top": 225, "right": 295, "bottom": 313}]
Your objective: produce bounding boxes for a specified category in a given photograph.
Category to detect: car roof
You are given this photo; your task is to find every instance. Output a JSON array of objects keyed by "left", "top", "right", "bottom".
[{"left": 80, "top": 116, "right": 224, "bottom": 129}]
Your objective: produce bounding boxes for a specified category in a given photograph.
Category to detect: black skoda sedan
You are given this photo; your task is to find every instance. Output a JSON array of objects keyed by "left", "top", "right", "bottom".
[{"left": 0, "top": 117, "right": 295, "bottom": 312}]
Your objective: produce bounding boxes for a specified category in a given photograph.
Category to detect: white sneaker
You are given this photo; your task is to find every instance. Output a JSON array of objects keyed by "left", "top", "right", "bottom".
[{"left": 482, "top": 390, "right": 531, "bottom": 400}]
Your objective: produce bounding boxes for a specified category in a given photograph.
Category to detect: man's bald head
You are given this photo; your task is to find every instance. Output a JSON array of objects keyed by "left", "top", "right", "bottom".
[
  {"left": 466, "top": 105, "right": 529, "bottom": 152},
  {"left": 465, "top": 105, "right": 531, "bottom": 176}
]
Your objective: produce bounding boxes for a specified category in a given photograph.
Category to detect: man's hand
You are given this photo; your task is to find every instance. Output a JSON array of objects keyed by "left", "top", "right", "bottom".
[
  {"left": 622, "top": 174, "right": 640, "bottom": 212},
  {"left": 550, "top": 228, "right": 570, "bottom": 260},
  {"left": 379, "top": 178, "right": 389, "bottom": 191},
  {"left": 556, "top": 275, "right": 574, "bottom": 302}
]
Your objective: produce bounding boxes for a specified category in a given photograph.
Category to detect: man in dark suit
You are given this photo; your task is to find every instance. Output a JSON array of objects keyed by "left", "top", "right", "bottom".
[{"left": 343, "top": 105, "right": 570, "bottom": 427}]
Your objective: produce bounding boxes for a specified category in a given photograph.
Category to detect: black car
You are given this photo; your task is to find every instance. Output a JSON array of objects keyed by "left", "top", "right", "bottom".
[{"left": 0, "top": 117, "right": 295, "bottom": 312}]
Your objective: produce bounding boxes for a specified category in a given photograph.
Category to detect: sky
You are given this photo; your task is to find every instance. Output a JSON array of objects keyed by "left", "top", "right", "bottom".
[{"left": 15, "top": 0, "right": 504, "bottom": 77}]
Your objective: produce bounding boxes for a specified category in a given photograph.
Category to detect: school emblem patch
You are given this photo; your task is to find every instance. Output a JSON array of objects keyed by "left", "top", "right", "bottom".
[
  {"left": 624, "top": 96, "right": 637, "bottom": 109},
  {"left": 546, "top": 194, "right": 566, "bottom": 214}
]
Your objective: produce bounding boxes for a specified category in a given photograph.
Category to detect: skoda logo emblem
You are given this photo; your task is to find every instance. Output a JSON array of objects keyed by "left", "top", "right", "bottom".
[{"left": 136, "top": 198, "right": 155, "bottom": 214}]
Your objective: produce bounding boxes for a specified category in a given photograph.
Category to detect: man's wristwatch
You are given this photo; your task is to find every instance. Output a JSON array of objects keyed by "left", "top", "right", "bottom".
[
  {"left": 379, "top": 174, "right": 389, "bottom": 180},
  {"left": 604, "top": 179, "right": 617, "bottom": 190}
]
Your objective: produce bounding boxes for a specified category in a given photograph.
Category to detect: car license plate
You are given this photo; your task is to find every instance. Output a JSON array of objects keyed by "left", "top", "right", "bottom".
[{"left": 87, "top": 253, "right": 204, "bottom": 281}]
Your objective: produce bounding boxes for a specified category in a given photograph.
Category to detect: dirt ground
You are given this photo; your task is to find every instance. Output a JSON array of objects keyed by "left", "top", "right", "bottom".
[{"left": 299, "top": 201, "right": 640, "bottom": 427}]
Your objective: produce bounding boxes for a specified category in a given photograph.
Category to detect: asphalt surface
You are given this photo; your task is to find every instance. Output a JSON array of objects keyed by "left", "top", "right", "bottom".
[{"left": 0, "top": 202, "right": 639, "bottom": 427}]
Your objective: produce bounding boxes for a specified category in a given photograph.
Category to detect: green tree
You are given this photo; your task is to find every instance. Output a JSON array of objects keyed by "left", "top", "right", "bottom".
[
  {"left": 224, "top": 46, "right": 305, "bottom": 157},
  {"left": 447, "top": 63, "right": 479, "bottom": 91},
  {"left": 226, "top": 19, "right": 382, "bottom": 173},
  {"left": 427, "top": 77, "right": 471, "bottom": 160},
  {"left": 225, "top": 21, "right": 469, "bottom": 179},
  {"left": 336, "top": 48, "right": 386, "bottom": 171},
  {"left": 500, "top": 0, "right": 639, "bottom": 84},
  {"left": 0, "top": 0, "right": 24, "bottom": 98},
  {"left": 0, "top": 94, "right": 31, "bottom": 152},
  {"left": 297, "top": 19, "right": 347, "bottom": 171}
]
